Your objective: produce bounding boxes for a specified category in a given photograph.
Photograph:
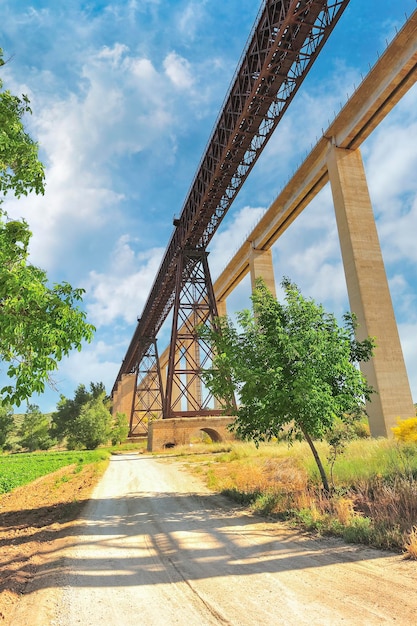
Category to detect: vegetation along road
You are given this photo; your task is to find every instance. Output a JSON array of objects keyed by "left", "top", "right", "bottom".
[{"left": 10, "top": 453, "right": 417, "bottom": 625}]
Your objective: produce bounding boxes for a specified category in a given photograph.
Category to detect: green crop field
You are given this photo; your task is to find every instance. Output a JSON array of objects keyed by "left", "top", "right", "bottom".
[{"left": 0, "top": 449, "right": 109, "bottom": 494}]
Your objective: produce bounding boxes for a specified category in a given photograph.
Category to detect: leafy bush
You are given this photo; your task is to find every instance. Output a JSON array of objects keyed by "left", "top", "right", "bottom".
[
  {"left": 392, "top": 418, "right": 417, "bottom": 443},
  {"left": 110, "top": 412, "right": 129, "bottom": 446}
]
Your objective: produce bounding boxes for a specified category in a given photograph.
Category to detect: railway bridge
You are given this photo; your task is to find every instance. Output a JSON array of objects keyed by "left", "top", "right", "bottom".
[{"left": 112, "top": 0, "right": 417, "bottom": 449}]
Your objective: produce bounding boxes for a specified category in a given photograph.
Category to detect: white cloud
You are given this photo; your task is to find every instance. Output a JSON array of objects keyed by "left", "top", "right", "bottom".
[
  {"left": 86, "top": 236, "right": 165, "bottom": 326},
  {"left": 268, "top": 188, "right": 347, "bottom": 311},
  {"left": 4, "top": 43, "right": 178, "bottom": 270},
  {"left": 163, "top": 52, "right": 194, "bottom": 90},
  {"left": 58, "top": 340, "right": 122, "bottom": 394},
  {"left": 363, "top": 88, "right": 417, "bottom": 266},
  {"left": 177, "top": 1, "right": 208, "bottom": 40}
]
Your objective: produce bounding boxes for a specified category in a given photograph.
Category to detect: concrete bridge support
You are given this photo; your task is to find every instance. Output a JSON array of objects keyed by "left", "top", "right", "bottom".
[
  {"left": 327, "top": 145, "right": 414, "bottom": 437},
  {"left": 216, "top": 299, "right": 227, "bottom": 318},
  {"left": 147, "top": 416, "right": 236, "bottom": 451},
  {"left": 112, "top": 373, "right": 136, "bottom": 420},
  {"left": 249, "top": 247, "right": 277, "bottom": 296},
  {"left": 186, "top": 339, "right": 202, "bottom": 411}
]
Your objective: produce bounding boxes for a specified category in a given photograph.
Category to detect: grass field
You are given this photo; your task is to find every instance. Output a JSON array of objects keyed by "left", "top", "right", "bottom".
[{"left": 0, "top": 449, "right": 110, "bottom": 494}]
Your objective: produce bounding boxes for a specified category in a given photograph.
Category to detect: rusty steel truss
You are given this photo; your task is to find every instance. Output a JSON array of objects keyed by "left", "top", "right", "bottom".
[
  {"left": 129, "top": 338, "right": 164, "bottom": 435},
  {"left": 113, "top": 0, "right": 350, "bottom": 423},
  {"left": 164, "top": 249, "right": 222, "bottom": 418}
]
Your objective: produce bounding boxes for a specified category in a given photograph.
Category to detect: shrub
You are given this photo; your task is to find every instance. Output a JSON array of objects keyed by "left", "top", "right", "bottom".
[
  {"left": 111, "top": 412, "right": 129, "bottom": 446},
  {"left": 391, "top": 418, "right": 417, "bottom": 443},
  {"left": 343, "top": 516, "right": 373, "bottom": 544}
]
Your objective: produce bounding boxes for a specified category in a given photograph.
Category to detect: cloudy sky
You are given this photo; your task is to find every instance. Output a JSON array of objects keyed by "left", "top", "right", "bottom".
[{"left": 1, "top": 0, "right": 416, "bottom": 412}]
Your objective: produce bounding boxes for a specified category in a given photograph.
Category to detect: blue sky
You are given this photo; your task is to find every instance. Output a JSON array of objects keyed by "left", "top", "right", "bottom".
[{"left": 1, "top": 0, "right": 416, "bottom": 412}]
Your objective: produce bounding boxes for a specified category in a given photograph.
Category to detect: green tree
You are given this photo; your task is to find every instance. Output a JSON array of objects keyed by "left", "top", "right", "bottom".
[
  {"left": 67, "top": 394, "right": 112, "bottom": 450},
  {"left": 0, "top": 49, "right": 45, "bottom": 199},
  {"left": 51, "top": 382, "right": 104, "bottom": 441},
  {"left": 18, "top": 403, "right": 54, "bottom": 451},
  {"left": 199, "top": 278, "right": 375, "bottom": 492},
  {"left": 0, "top": 50, "right": 95, "bottom": 406},
  {"left": 110, "top": 412, "right": 129, "bottom": 446},
  {"left": 52, "top": 382, "right": 111, "bottom": 449},
  {"left": 0, "top": 404, "right": 14, "bottom": 450}
]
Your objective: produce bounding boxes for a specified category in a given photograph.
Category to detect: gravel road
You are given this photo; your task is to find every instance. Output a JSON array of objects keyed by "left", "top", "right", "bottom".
[{"left": 12, "top": 453, "right": 417, "bottom": 625}]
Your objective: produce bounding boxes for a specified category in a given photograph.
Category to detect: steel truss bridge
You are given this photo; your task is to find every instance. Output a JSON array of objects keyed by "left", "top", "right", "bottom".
[{"left": 112, "top": 0, "right": 351, "bottom": 434}]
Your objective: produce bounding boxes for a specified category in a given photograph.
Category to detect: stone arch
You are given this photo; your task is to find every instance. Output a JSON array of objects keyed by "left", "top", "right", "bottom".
[
  {"left": 148, "top": 416, "right": 235, "bottom": 451},
  {"left": 199, "top": 427, "right": 222, "bottom": 443}
]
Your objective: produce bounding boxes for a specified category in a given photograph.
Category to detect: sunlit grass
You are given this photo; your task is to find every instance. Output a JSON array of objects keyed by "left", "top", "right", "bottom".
[
  {"left": 176, "top": 438, "right": 417, "bottom": 552},
  {"left": 0, "top": 449, "right": 110, "bottom": 494}
]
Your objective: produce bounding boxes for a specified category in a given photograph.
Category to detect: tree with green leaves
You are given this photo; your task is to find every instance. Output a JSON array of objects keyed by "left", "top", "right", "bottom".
[
  {"left": 199, "top": 278, "right": 375, "bottom": 492},
  {"left": 0, "top": 404, "right": 14, "bottom": 450},
  {"left": 66, "top": 394, "right": 112, "bottom": 450},
  {"left": 18, "top": 403, "right": 54, "bottom": 452},
  {"left": 110, "top": 412, "right": 129, "bottom": 446},
  {"left": 0, "top": 50, "right": 45, "bottom": 199},
  {"left": 52, "top": 382, "right": 112, "bottom": 449},
  {"left": 51, "top": 383, "right": 94, "bottom": 441},
  {"left": 0, "top": 49, "right": 95, "bottom": 406}
]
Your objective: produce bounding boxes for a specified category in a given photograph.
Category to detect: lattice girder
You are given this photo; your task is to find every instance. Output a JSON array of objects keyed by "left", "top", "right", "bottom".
[
  {"left": 129, "top": 338, "right": 164, "bottom": 436},
  {"left": 164, "top": 249, "right": 222, "bottom": 418}
]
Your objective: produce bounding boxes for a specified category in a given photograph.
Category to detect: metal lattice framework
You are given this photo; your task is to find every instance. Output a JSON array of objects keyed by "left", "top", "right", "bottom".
[
  {"left": 113, "top": 0, "right": 350, "bottom": 399},
  {"left": 164, "top": 250, "right": 221, "bottom": 418},
  {"left": 129, "top": 338, "right": 164, "bottom": 435}
]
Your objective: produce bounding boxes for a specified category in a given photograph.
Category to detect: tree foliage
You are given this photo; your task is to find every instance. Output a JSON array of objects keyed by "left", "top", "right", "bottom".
[
  {"left": 0, "top": 50, "right": 95, "bottom": 406},
  {"left": 110, "top": 412, "right": 129, "bottom": 446},
  {"left": 66, "top": 396, "right": 112, "bottom": 450},
  {"left": 0, "top": 404, "right": 14, "bottom": 450},
  {"left": 0, "top": 49, "right": 45, "bottom": 199},
  {"left": 0, "top": 213, "right": 96, "bottom": 405},
  {"left": 52, "top": 382, "right": 112, "bottom": 450},
  {"left": 199, "top": 278, "right": 375, "bottom": 491},
  {"left": 18, "top": 403, "right": 54, "bottom": 452}
]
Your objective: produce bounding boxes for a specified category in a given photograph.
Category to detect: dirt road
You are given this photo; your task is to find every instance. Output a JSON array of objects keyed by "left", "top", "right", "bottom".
[{"left": 10, "top": 453, "right": 417, "bottom": 625}]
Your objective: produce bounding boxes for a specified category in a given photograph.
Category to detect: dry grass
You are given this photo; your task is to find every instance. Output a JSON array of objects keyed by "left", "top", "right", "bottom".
[
  {"left": 404, "top": 526, "right": 417, "bottom": 559},
  {"left": 181, "top": 439, "right": 417, "bottom": 552}
]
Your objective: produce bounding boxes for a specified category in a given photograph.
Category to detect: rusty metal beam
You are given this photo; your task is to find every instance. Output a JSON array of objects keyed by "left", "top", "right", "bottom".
[
  {"left": 129, "top": 337, "right": 164, "bottom": 436},
  {"left": 163, "top": 249, "right": 222, "bottom": 419}
]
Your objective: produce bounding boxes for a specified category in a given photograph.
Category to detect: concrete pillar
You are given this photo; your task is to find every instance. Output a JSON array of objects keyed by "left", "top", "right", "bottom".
[
  {"left": 212, "top": 299, "right": 227, "bottom": 410},
  {"left": 326, "top": 144, "right": 414, "bottom": 437},
  {"left": 186, "top": 339, "right": 201, "bottom": 411},
  {"left": 165, "top": 348, "right": 182, "bottom": 415},
  {"left": 159, "top": 348, "right": 168, "bottom": 397},
  {"left": 216, "top": 299, "right": 227, "bottom": 317},
  {"left": 112, "top": 373, "right": 136, "bottom": 420},
  {"left": 249, "top": 247, "right": 277, "bottom": 297}
]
